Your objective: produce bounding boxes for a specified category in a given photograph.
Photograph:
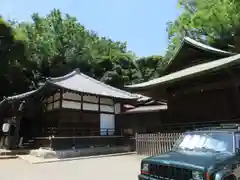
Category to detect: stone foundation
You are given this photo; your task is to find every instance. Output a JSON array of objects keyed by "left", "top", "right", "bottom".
[{"left": 30, "top": 145, "right": 131, "bottom": 159}]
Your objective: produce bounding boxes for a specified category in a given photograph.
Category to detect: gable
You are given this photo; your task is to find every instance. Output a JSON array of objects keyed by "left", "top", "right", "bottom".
[{"left": 164, "top": 37, "right": 235, "bottom": 75}]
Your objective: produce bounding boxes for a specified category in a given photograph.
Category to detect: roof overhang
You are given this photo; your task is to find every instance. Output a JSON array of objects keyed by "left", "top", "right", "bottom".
[
  {"left": 46, "top": 69, "right": 138, "bottom": 100},
  {"left": 125, "top": 54, "right": 240, "bottom": 91},
  {"left": 0, "top": 69, "right": 141, "bottom": 112},
  {"left": 164, "top": 37, "right": 235, "bottom": 75},
  {"left": 123, "top": 104, "right": 167, "bottom": 114}
]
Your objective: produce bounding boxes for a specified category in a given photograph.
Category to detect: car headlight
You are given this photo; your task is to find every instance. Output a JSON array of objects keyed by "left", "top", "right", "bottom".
[
  {"left": 141, "top": 163, "right": 149, "bottom": 174},
  {"left": 192, "top": 171, "right": 204, "bottom": 180}
]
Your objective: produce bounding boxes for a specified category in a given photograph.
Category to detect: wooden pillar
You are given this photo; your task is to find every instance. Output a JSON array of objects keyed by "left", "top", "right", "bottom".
[
  {"left": 60, "top": 88, "right": 63, "bottom": 108},
  {"left": 98, "top": 96, "right": 101, "bottom": 135},
  {"left": 98, "top": 96, "right": 100, "bottom": 112},
  {"left": 80, "top": 92, "right": 83, "bottom": 135}
]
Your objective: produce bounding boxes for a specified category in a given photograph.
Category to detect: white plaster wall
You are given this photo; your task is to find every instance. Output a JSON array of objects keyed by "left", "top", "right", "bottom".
[
  {"left": 83, "top": 95, "right": 98, "bottom": 103},
  {"left": 62, "top": 100, "right": 81, "bottom": 109},
  {"left": 100, "top": 98, "right": 113, "bottom": 105},
  {"left": 53, "top": 100, "right": 60, "bottom": 109},
  {"left": 100, "top": 105, "right": 114, "bottom": 113},
  {"left": 63, "top": 92, "right": 81, "bottom": 101},
  {"left": 82, "top": 102, "right": 98, "bottom": 111},
  {"left": 114, "top": 103, "right": 121, "bottom": 114}
]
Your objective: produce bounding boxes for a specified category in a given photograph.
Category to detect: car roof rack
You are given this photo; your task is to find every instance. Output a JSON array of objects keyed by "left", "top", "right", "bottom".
[{"left": 195, "top": 124, "right": 240, "bottom": 131}]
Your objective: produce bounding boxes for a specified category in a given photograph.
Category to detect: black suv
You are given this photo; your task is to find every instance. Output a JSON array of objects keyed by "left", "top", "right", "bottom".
[{"left": 139, "top": 124, "right": 240, "bottom": 180}]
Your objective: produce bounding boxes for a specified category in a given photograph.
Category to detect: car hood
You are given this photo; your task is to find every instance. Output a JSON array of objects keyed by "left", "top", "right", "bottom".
[{"left": 144, "top": 150, "right": 233, "bottom": 170}]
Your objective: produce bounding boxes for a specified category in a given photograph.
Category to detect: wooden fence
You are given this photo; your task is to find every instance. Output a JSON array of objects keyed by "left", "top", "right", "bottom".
[{"left": 135, "top": 133, "right": 182, "bottom": 156}]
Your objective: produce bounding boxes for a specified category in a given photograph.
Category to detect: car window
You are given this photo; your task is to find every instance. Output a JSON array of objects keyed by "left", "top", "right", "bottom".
[
  {"left": 176, "top": 132, "right": 233, "bottom": 153},
  {"left": 235, "top": 133, "right": 240, "bottom": 149}
]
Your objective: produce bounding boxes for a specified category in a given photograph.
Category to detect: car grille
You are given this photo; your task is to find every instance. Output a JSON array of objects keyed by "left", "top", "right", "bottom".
[{"left": 149, "top": 163, "right": 193, "bottom": 180}]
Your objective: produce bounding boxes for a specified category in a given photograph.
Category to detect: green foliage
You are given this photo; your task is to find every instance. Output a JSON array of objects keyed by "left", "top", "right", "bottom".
[
  {"left": 0, "top": 9, "right": 166, "bottom": 98},
  {"left": 3, "top": 1, "right": 240, "bottom": 98},
  {"left": 0, "top": 18, "right": 31, "bottom": 98},
  {"left": 166, "top": 0, "right": 240, "bottom": 58}
]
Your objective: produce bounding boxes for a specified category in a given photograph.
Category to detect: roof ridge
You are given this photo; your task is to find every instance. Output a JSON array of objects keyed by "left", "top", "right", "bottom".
[
  {"left": 184, "top": 37, "right": 235, "bottom": 55},
  {"left": 46, "top": 68, "right": 137, "bottom": 99},
  {"left": 79, "top": 72, "right": 137, "bottom": 98},
  {"left": 47, "top": 69, "right": 78, "bottom": 82},
  {"left": 164, "top": 36, "right": 235, "bottom": 75}
]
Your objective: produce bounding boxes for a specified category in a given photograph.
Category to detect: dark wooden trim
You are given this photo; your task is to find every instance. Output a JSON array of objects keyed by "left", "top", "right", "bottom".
[
  {"left": 35, "top": 135, "right": 124, "bottom": 139},
  {"left": 60, "top": 88, "right": 63, "bottom": 108},
  {"left": 62, "top": 98, "right": 82, "bottom": 103},
  {"left": 62, "top": 97, "right": 113, "bottom": 106},
  {"left": 52, "top": 94, "right": 55, "bottom": 109},
  {"left": 81, "top": 92, "right": 83, "bottom": 111},
  {"left": 80, "top": 92, "right": 83, "bottom": 123},
  {"left": 62, "top": 98, "right": 115, "bottom": 110},
  {"left": 98, "top": 96, "right": 100, "bottom": 112},
  {"left": 55, "top": 108, "right": 115, "bottom": 115},
  {"left": 113, "top": 98, "right": 115, "bottom": 114},
  {"left": 58, "top": 87, "right": 127, "bottom": 103},
  {"left": 44, "top": 99, "right": 61, "bottom": 105}
]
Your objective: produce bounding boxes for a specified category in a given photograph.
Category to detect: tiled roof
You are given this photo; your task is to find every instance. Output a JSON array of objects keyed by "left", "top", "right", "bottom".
[
  {"left": 0, "top": 69, "right": 138, "bottom": 106},
  {"left": 163, "top": 37, "right": 235, "bottom": 75},
  {"left": 47, "top": 69, "right": 137, "bottom": 99},
  {"left": 126, "top": 54, "right": 240, "bottom": 89}
]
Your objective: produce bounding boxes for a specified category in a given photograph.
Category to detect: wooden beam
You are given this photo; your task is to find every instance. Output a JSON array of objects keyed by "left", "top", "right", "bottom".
[
  {"left": 52, "top": 93, "right": 54, "bottom": 110},
  {"left": 60, "top": 88, "right": 63, "bottom": 108},
  {"left": 98, "top": 96, "right": 100, "bottom": 112}
]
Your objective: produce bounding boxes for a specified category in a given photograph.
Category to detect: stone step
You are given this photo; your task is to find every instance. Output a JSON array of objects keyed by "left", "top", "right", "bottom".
[
  {"left": 0, "top": 155, "right": 18, "bottom": 159},
  {"left": 0, "top": 149, "right": 30, "bottom": 156}
]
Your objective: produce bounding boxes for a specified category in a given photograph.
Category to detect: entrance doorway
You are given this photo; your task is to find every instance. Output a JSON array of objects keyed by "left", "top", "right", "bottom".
[{"left": 100, "top": 114, "right": 115, "bottom": 136}]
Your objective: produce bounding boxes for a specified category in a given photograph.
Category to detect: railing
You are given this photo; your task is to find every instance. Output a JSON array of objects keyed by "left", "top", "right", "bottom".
[
  {"left": 41, "top": 127, "right": 123, "bottom": 137},
  {"left": 135, "top": 133, "right": 182, "bottom": 156}
]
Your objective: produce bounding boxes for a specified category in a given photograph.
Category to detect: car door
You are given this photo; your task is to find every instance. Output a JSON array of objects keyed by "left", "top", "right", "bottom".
[{"left": 233, "top": 133, "right": 240, "bottom": 179}]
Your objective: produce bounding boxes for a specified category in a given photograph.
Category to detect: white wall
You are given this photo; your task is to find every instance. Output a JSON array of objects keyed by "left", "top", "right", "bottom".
[
  {"left": 44, "top": 90, "right": 122, "bottom": 114},
  {"left": 63, "top": 92, "right": 81, "bottom": 101},
  {"left": 62, "top": 100, "right": 81, "bottom": 109},
  {"left": 114, "top": 103, "right": 121, "bottom": 114},
  {"left": 83, "top": 95, "right": 98, "bottom": 103},
  {"left": 100, "top": 98, "right": 113, "bottom": 105},
  {"left": 82, "top": 102, "right": 98, "bottom": 111},
  {"left": 100, "top": 105, "right": 114, "bottom": 113}
]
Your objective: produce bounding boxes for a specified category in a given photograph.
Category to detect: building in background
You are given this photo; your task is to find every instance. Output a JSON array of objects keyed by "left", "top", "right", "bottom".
[
  {"left": 0, "top": 69, "right": 137, "bottom": 150},
  {"left": 126, "top": 37, "right": 239, "bottom": 131}
]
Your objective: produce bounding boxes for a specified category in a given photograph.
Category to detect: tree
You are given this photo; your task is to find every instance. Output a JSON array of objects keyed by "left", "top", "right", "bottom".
[
  {"left": 134, "top": 56, "right": 166, "bottom": 83},
  {"left": 0, "top": 17, "right": 32, "bottom": 98},
  {"left": 166, "top": 0, "right": 240, "bottom": 58},
  {"left": 0, "top": 9, "right": 168, "bottom": 97},
  {"left": 15, "top": 9, "right": 145, "bottom": 88}
]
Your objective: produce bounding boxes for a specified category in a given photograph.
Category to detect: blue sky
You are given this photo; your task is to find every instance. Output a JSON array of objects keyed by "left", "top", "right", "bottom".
[{"left": 1, "top": 0, "right": 181, "bottom": 57}]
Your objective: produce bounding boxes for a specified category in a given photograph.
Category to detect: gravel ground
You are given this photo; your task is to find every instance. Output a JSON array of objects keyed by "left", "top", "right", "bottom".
[{"left": 0, "top": 154, "right": 142, "bottom": 180}]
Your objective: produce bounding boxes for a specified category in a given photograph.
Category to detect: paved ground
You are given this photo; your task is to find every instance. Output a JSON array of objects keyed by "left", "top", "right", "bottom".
[{"left": 0, "top": 154, "right": 142, "bottom": 180}]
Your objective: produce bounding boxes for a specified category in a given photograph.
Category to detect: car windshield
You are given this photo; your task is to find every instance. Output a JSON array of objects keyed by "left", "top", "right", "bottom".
[{"left": 174, "top": 132, "right": 233, "bottom": 153}]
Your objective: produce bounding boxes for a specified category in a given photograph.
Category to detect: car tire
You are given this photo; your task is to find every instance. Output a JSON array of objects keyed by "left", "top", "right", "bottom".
[{"left": 224, "top": 174, "right": 237, "bottom": 180}]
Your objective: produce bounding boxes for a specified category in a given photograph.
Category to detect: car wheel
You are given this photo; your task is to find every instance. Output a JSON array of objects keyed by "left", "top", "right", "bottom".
[{"left": 224, "top": 174, "right": 237, "bottom": 180}]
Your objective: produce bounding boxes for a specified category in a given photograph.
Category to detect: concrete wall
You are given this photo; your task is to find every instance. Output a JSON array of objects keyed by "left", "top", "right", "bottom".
[{"left": 34, "top": 136, "right": 132, "bottom": 150}]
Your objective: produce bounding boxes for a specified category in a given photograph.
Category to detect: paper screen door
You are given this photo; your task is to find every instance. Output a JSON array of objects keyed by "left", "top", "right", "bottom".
[{"left": 100, "top": 114, "right": 115, "bottom": 135}]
